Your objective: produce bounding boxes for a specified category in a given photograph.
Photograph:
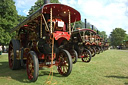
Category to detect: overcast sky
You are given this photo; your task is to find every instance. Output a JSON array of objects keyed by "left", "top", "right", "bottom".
[{"left": 14, "top": 0, "right": 128, "bottom": 36}]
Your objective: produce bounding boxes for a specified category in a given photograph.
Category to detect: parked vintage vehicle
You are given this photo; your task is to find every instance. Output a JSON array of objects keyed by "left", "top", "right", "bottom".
[
  {"left": 70, "top": 27, "right": 105, "bottom": 62},
  {"left": 70, "top": 29, "right": 93, "bottom": 63},
  {"left": 103, "top": 41, "right": 109, "bottom": 50},
  {"left": 8, "top": 2, "right": 81, "bottom": 82}
]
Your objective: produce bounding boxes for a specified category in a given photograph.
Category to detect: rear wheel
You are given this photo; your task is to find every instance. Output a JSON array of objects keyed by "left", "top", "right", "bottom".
[
  {"left": 26, "top": 51, "right": 39, "bottom": 82},
  {"left": 8, "top": 40, "right": 21, "bottom": 70},
  {"left": 57, "top": 49, "right": 72, "bottom": 76},
  {"left": 70, "top": 50, "right": 78, "bottom": 64},
  {"left": 81, "top": 49, "right": 92, "bottom": 62}
]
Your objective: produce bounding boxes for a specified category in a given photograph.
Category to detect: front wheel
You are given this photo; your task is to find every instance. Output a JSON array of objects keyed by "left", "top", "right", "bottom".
[
  {"left": 69, "top": 50, "right": 78, "bottom": 64},
  {"left": 26, "top": 51, "right": 39, "bottom": 82},
  {"left": 57, "top": 49, "right": 72, "bottom": 76},
  {"left": 91, "top": 47, "right": 96, "bottom": 57},
  {"left": 81, "top": 49, "right": 92, "bottom": 63},
  {"left": 100, "top": 47, "right": 103, "bottom": 53},
  {"left": 96, "top": 46, "right": 100, "bottom": 54}
]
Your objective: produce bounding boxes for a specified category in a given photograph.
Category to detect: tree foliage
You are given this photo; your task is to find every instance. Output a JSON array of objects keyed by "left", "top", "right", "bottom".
[
  {"left": 28, "top": 0, "right": 59, "bottom": 15},
  {"left": 124, "top": 34, "right": 128, "bottom": 41},
  {"left": 99, "top": 31, "right": 107, "bottom": 40},
  {"left": 110, "top": 28, "right": 126, "bottom": 46},
  {"left": 0, "top": 0, "right": 18, "bottom": 45},
  {"left": 17, "top": 15, "right": 26, "bottom": 23},
  {"left": 72, "top": 21, "right": 84, "bottom": 30}
]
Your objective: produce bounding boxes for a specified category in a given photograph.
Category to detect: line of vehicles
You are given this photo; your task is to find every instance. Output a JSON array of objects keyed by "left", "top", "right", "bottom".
[{"left": 8, "top": 1, "right": 109, "bottom": 82}]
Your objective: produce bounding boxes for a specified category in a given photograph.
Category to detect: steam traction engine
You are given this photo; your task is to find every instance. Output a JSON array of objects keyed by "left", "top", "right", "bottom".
[
  {"left": 8, "top": 3, "right": 81, "bottom": 82},
  {"left": 70, "top": 29, "right": 93, "bottom": 63}
]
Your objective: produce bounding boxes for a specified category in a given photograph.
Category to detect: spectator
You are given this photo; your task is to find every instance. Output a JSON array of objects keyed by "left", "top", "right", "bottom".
[{"left": 0, "top": 45, "right": 2, "bottom": 55}]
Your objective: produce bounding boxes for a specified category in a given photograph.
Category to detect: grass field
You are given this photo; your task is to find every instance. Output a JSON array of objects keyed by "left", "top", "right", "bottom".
[{"left": 0, "top": 50, "right": 128, "bottom": 85}]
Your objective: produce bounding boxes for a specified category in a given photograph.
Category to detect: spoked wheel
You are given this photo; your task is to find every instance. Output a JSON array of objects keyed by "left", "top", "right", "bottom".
[
  {"left": 57, "top": 49, "right": 72, "bottom": 76},
  {"left": 26, "top": 51, "right": 39, "bottom": 82},
  {"left": 96, "top": 46, "right": 100, "bottom": 54},
  {"left": 90, "top": 47, "right": 96, "bottom": 57},
  {"left": 100, "top": 47, "right": 103, "bottom": 53},
  {"left": 70, "top": 50, "right": 78, "bottom": 64},
  {"left": 8, "top": 40, "right": 21, "bottom": 70},
  {"left": 81, "top": 49, "right": 92, "bottom": 62},
  {"left": 98, "top": 47, "right": 101, "bottom": 54}
]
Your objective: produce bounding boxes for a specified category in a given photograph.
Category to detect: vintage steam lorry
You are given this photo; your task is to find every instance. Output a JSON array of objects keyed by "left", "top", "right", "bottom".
[{"left": 8, "top": 1, "right": 81, "bottom": 82}]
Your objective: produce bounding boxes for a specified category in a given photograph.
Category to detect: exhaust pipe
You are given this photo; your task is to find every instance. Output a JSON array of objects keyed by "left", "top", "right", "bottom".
[
  {"left": 85, "top": 19, "right": 86, "bottom": 28},
  {"left": 92, "top": 25, "right": 93, "bottom": 30},
  {"left": 97, "top": 30, "right": 99, "bottom": 34},
  {"left": 44, "top": 0, "right": 50, "bottom": 4}
]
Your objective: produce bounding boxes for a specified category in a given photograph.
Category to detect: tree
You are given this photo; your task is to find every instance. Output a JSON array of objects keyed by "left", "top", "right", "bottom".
[
  {"left": 110, "top": 28, "right": 126, "bottom": 46},
  {"left": 99, "top": 31, "right": 107, "bottom": 40},
  {"left": 72, "top": 21, "right": 84, "bottom": 30},
  {"left": 124, "top": 34, "right": 128, "bottom": 41},
  {"left": 0, "top": 0, "right": 18, "bottom": 46},
  {"left": 17, "top": 15, "right": 26, "bottom": 23},
  {"left": 28, "top": 0, "right": 59, "bottom": 15}
]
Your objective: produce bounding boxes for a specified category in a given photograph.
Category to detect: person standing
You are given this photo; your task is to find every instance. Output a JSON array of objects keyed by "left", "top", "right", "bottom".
[{"left": 0, "top": 45, "right": 2, "bottom": 55}]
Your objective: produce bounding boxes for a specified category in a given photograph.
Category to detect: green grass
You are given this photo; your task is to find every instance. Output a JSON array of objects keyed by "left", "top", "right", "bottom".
[{"left": 0, "top": 50, "right": 128, "bottom": 85}]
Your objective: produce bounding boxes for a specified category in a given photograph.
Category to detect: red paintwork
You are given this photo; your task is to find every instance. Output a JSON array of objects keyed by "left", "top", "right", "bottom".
[
  {"left": 99, "top": 42, "right": 102, "bottom": 46},
  {"left": 38, "top": 54, "right": 45, "bottom": 59},
  {"left": 92, "top": 42, "right": 96, "bottom": 45},
  {"left": 81, "top": 56, "right": 84, "bottom": 58},
  {"left": 11, "top": 4, "right": 81, "bottom": 33},
  {"left": 42, "top": 4, "right": 81, "bottom": 23},
  {"left": 53, "top": 31, "right": 70, "bottom": 41},
  {"left": 47, "top": 18, "right": 66, "bottom": 31},
  {"left": 85, "top": 42, "right": 91, "bottom": 45},
  {"left": 24, "top": 25, "right": 28, "bottom": 27}
]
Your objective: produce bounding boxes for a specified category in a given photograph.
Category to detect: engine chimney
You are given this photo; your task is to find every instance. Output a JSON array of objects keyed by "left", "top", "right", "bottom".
[
  {"left": 92, "top": 25, "right": 93, "bottom": 30},
  {"left": 85, "top": 19, "right": 86, "bottom": 28},
  {"left": 44, "top": 0, "right": 50, "bottom": 4},
  {"left": 97, "top": 30, "right": 99, "bottom": 34}
]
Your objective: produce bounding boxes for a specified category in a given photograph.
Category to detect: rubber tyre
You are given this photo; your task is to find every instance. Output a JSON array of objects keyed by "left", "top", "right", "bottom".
[
  {"left": 26, "top": 51, "right": 39, "bottom": 82},
  {"left": 81, "top": 49, "right": 92, "bottom": 63},
  {"left": 91, "top": 47, "right": 96, "bottom": 57},
  {"left": 57, "top": 49, "right": 72, "bottom": 76},
  {"left": 97, "top": 47, "right": 101, "bottom": 54},
  {"left": 70, "top": 50, "right": 78, "bottom": 64},
  {"left": 100, "top": 47, "right": 103, "bottom": 53},
  {"left": 96, "top": 46, "right": 100, "bottom": 54},
  {"left": 8, "top": 39, "right": 21, "bottom": 70}
]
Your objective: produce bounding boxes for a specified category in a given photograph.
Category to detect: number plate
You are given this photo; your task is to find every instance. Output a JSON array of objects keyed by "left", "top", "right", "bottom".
[{"left": 58, "top": 21, "right": 64, "bottom": 27}]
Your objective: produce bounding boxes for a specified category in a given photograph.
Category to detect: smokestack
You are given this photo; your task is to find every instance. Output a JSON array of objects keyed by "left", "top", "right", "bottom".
[
  {"left": 97, "top": 30, "right": 99, "bottom": 34},
  {"left": 44, "top": 0, "right": 50, "bottom": 4},
  {"left": 92, "top": 25, "right": 93, "bottom": 30},
  {"left": 85, "top": 19, "right": 86, "bottom": 28}
]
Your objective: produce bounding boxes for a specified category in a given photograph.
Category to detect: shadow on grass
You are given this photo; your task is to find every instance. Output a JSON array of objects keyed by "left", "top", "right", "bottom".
[
  {"left": 105, "top": 75, "right": 128, "bottom": 79},
  {"left": 125, "top": 83, "right": 128, "bottom": 85},
  {"left": 0, "top": 62, "right": 63, "bottom": 83},
  {"left": 105, "top": 75, "right": 128, "bottom": 85},
  {"left": 0, "top": 62, "right": 30, "bottom": 83}
]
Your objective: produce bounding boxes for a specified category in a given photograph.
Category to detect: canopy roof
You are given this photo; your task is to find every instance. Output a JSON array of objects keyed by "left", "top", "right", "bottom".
[
  {"left": 10, "top": 3, "right": 81, "bottom": 33},
  {"left": 72, "top": 28, "right": 97, "bottom": 34}
]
